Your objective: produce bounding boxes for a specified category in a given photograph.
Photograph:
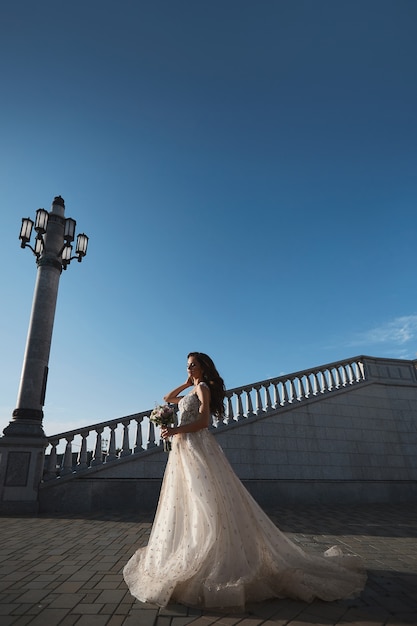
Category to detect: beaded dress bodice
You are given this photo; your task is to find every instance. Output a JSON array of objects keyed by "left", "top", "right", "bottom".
[
  {"left": 178, "top": 383, "right": 208, "bottom": 426},
  {"left": 178, "top": 391, "right": 202, "bottom": 426}
]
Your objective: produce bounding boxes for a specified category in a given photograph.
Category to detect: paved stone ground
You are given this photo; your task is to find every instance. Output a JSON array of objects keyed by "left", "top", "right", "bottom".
[{"left": 0, "top": 504, "right": 416, "bottom": 625}]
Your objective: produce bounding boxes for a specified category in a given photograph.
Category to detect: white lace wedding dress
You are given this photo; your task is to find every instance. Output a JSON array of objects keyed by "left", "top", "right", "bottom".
[{"left": 123, "top": 384, "right": 366, "bottom": 611}]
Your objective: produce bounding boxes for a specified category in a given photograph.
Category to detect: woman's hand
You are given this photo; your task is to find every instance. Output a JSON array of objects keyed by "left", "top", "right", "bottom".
[
  {"left": 163, "top": 378, "right": 194, "bottom": 404},
  {"left": 161, "top": 426, "right": 177, "bottom": 439}
]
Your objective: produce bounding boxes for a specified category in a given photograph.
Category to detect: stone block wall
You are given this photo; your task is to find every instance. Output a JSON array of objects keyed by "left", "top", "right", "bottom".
[{"left": 215, "top": 381, "right": 417, "bottom": 483}]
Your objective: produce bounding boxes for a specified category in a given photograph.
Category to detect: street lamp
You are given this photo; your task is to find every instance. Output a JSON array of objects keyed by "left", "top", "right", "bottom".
[
  {"left": 0, "top": 196, "right": 88, "bottom": 513},
  {"left": 4, "top": 195, "right": 89, "bottom": 438}
]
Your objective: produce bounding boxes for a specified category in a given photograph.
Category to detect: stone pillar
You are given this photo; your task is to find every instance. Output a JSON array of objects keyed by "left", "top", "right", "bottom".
[{"left": 0, "top": 196, "right": 66, "bottom": 513}]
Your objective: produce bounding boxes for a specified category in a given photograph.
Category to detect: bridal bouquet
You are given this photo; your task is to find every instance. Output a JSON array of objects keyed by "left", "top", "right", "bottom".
[{"left": 150, "top": 404, "right": 176, "bottom": 452}]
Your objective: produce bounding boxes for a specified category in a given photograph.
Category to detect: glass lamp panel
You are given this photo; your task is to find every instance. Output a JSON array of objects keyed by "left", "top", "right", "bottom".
[
  {"left": 34, "top": 236, "right": 44, "bottom": 257},
  {"left": 76, "top": 233, "right": 88, "bottom": 257},
  {"left": 19, "top": 217, "right": 34, "bottom": 243},
  {"left": 62, "top": 244, "right": 72, "bottom": 263},
  {"left": 64, "top": 218, "right": 76, "bottom": 242},
  {"left": 35, "top": 208, "right": 49, "bottom": 234}
]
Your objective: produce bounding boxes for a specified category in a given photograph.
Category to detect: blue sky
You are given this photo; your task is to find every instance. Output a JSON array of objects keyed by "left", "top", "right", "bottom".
[{"left": 1, "top": 0, "right": 416, "bottom": 437}]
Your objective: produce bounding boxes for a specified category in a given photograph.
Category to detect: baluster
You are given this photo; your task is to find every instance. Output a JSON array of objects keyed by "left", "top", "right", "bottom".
[
  {"left": 76, "top": 432, "right": 89, "bottom": 469},
  {"left": 120, "top": 420, "right": 132, "bottom": 456},
  {"left": 320, "top": 371, "right": 329, "bottom": 393},
  {"left": 339, "top": 365, "right": 348, "bottom": 386},
  {"left": 281, "top": 381, "right": 290, "bottom": 404},
  {"left": 263, "top": 384, "right": 272, "bottom": 412},
  {"left": 44, "top": 440, "right": 58, "bottom": 481},
  {"left": 245, "top": 389, "right": 255, "bottom": 417},
  {"left": 91, "top": 428, "right": 104, "bottom": 466},
  {"left": 147, "top": 418, "right": 157, "bottom": 449},
  {"left": 296, "top": 377, "right": 305, "bottom": 400},
  {"left": 226, "top": 395, "right": 234, "bottom": 423},
  {"left": 346, "top": 363, "right": 354, "bottom": 384},
  {"left": 352, "top": 361, "right": 361, "bottom": 382},
  {"left": 60, "top": 438, "right": 74, "bottom": 475},
  {"left": 288, "top": 378, "right": 297, "bottom": 402},
  {"left": 328, "top": 369, "right": 337, "bottom": 390},
  {"left": 312, "top": 372, "right": 321, "bottom": 394},
  {"left": 235, "top": 392, "right": 244, "bottom": 421},
  {"left": 303, "top": 375, "right": 312, "bottom": 398},
  {"left": 272, "top": 383, "right": 280, "bottom": 408},
  {"left": 106, "top": 425, "right": 118, "bottom": 461},
  {"left": 254, "top": 385, "right": 263, "bottom": 414},
  {"left": 357, "top": 360, "right": 365, "bottom": 381},
  {"left": 333, "top": 368, "right": 342, "bottom": 388},
  {"left": 134, "top": 418, "right": 143, "bottom": 453},
  {"left": 326, "top": 370, "right": 333, "bottom": 391}
]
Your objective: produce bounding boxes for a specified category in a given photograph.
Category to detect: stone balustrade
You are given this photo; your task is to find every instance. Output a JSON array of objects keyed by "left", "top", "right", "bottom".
[{"left": 43, "top": 355, "right": 366, "bottom": 482}]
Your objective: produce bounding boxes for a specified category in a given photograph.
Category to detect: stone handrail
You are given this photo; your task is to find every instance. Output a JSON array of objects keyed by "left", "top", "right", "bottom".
[{"left": 43, "top": 355, "right": 368, "bottom": 482}]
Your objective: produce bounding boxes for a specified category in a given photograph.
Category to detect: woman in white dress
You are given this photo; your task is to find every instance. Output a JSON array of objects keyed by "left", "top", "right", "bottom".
[{"left": 123, "top": 352, "right": 366, "bottom": 611}]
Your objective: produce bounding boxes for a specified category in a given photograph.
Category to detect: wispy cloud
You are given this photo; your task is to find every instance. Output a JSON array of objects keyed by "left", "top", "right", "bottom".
[{"left": 348, "top": 315, "right": 417, "bottom": 347}]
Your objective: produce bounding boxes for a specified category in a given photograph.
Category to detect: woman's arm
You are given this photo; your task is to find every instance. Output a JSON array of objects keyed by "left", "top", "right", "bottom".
[
  {"left": 163, "top": 377, "right": 193, "bottom": 404},
  {"left": 162, "top": 383, "right": 211, "bottom": 436}
]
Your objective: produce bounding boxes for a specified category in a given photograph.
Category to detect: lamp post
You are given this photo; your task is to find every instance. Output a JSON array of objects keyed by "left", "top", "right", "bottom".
[{"left": 0, "top": 196, "right": 88, "bottom": 513}]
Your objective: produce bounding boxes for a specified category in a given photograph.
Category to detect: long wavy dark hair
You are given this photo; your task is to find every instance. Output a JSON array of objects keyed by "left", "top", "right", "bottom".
[{"left": 188, "top": 352, "right": 226, "bottom": 418}]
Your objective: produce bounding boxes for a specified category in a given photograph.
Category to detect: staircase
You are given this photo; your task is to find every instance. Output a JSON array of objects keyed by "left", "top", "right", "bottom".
[{"left": 38, "top": 355, "right": 417, "bottom": 513}]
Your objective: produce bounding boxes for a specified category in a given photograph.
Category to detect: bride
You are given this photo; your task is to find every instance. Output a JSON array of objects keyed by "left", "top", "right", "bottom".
[{"left": 123, "top": 352, "right": 366, "bottom": 611}]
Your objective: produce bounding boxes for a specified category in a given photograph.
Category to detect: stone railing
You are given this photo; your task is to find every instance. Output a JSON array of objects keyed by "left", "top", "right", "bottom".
[
  {"left": 43, "top": 356, "right": 367, "bottom": 482},
  {"left": 43, "top": 408, "right": 162, "bottom": 482},
  {"left": 223, "top": 356, "right": 365, "bottom": 422}
]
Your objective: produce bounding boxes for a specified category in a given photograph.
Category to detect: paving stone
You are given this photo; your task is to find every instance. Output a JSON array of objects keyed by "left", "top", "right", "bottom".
[
  {"left": 115, "top": 603, "right": 136, "bottom": 615},
  {"left": 10, "top": 603, "right": 32, "bottom": 616},
  {"left": 25, "top": 608, "right": 72, "bottom": 625},
  {"left": 107, "top": 616, "right": 126, "bottom": 626},
  {"left": 0, "top": 604, "right": 19, "bottom": 615},
  {"left": 71, "top": 602, "right": 103, "bottom": 615},
  {"left": 171, "top": 617, "right": 210, "bottom": 626},
  {"left": 176, "top": 617, "right": 221, "bottom": 626},
  {"left": 157, "top": 617, "right": 174, "bottom": 626},
  {"left": 84, "top": 580, "right": 104, "bottom": 590},
  {"left": 1, "top": 592, "right": 23, "bottom": 604},
  {"left": 14, "top": 589, "right": 50, "bottom": 603},
  {"left": 2, "top": 571, "right": 31, "bottom": 582},
  {"left": 215, "top": 616, "right": 252, "bottom": 625},
  {"left": 94, "top": 580, "right": 122, "bottom": 590},
  {"left": 80, "top": 592, "right": 102, "bottom": 603},
  {"left": 53, "top": 581, "right": 86, "bottom": 594},
  {"left": 6, "top": 617, "right": 32, "bottom": 625},
  {"left": 258, "top": 599, "right": 306, "bottom": 621},
  {"left": 231, "top": 617, "right": 263, "bottom": 626},
  {"left": 48, "top": 593, "right": 85, "bottom": 609},
  {"left": 59, "top": 616, "right": 80, "bottom": 626},
  {"left": 123, "top": 609, "right": 159, "bottom": 626},
  {"left": 100, "top": 602, "right": 119, "bottom": 614},
  {"left": 23, "top": 579, "right": 61, "bottom": 590},
  {"left": 94, "top": 589, "right": 126, "bottom": 604},
  {"left": 67, "top": 571, "right": 97, "bottom": 582},
  {"left": 75, "top": 616, "right": 111, "bottom": 625}
]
